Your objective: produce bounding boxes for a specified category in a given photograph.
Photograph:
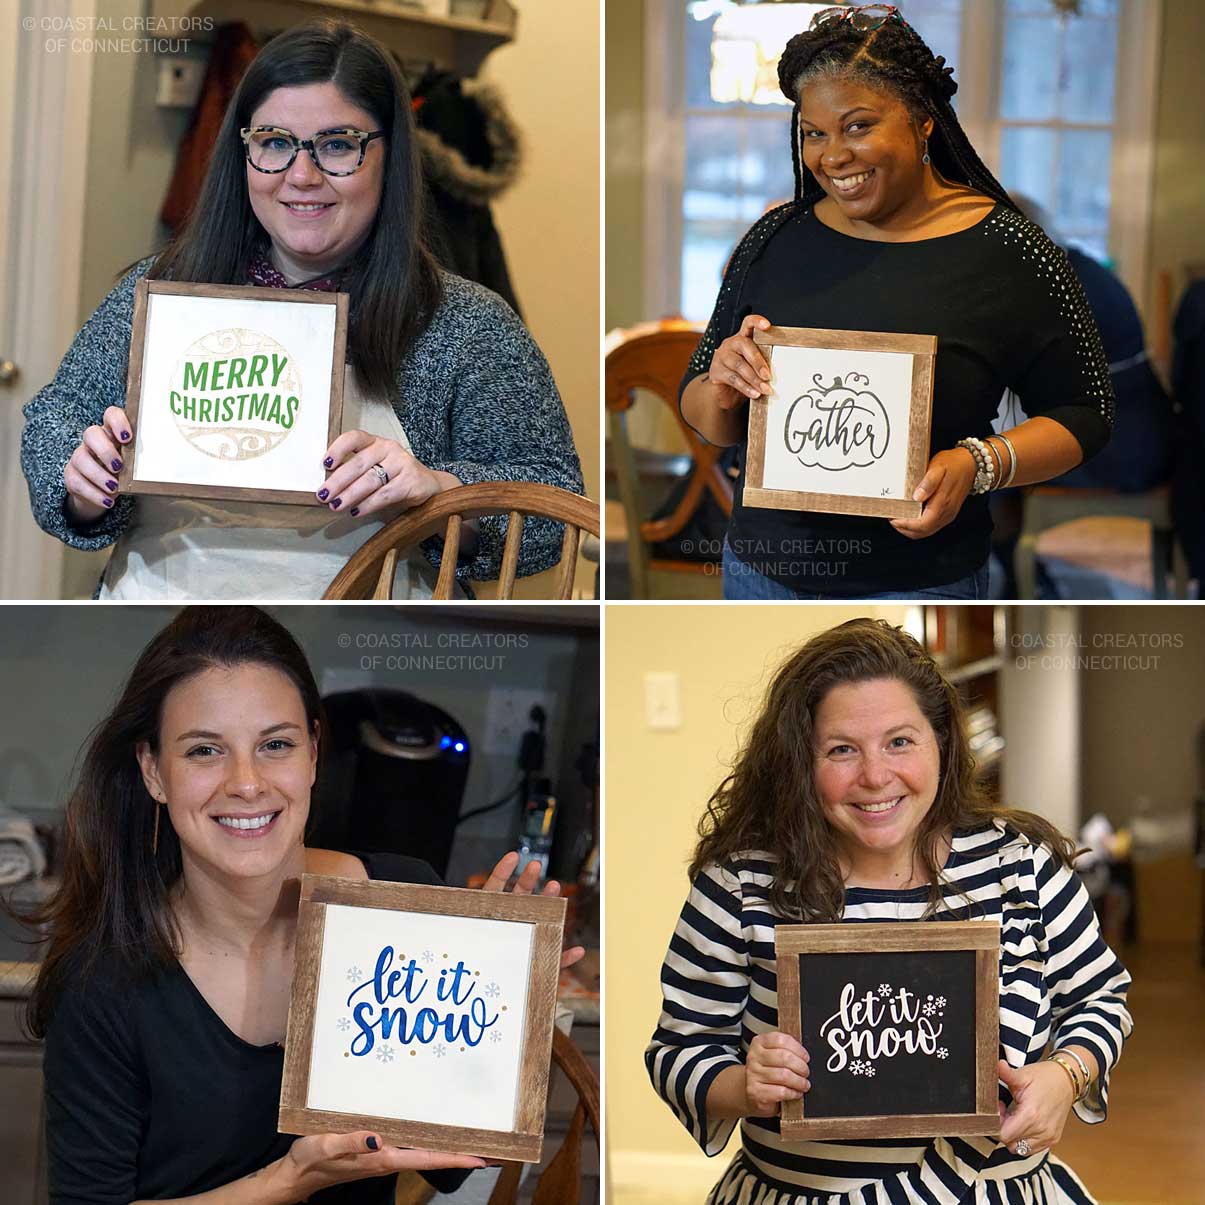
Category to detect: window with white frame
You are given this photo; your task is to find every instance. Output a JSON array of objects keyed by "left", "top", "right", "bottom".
[{"left": 665, "top": 0, "right": 1126, "bottom": 324}]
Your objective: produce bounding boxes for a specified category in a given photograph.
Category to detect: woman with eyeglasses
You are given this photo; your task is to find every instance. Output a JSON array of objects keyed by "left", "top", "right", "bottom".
[
  {"left": 681, "top": 5, "right": 1115, "bottom": 601},
  {"left": 20, "top": 20, "right": 582, "bottom": 599}
]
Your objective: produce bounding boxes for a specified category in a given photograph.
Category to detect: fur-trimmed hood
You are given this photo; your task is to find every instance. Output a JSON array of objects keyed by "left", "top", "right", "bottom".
[{"left": 415, "top": 80, "right": 521, "bottom": 206}]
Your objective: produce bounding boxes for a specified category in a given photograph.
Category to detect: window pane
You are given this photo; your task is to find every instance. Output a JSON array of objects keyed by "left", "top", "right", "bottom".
[
  {"left": 1056, "top": 129, "right": 1112, "bottom": 234},
  {"left": 681, "top": 224, "right": 742, "bottom": 322},
  {"left": 1061, "top": 18, "right": 1117, "bottom": 122},
  {"left": 686, "top": 12, "right": 736, "bottom": 111},
  {"left": 1001, "top": 16, "right": 1060, "bottom": 120},
  {"left": 1000, "top": 126, "right": 1058, "bottom": 217}
]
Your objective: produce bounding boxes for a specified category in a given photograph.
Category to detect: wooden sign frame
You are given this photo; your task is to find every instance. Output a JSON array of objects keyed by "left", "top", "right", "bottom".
[
  {"left": 119, "top": 279, "right": 347, "bottom": 505},
  {"left": 774, "top": 920, "right": 1000, "bottom": 1142},
  {"left": 744, "top": 326, "right": 936, "bottom": 520},
  {"left": 279, "top": 874, "right": 566, "bottom": 1163}
]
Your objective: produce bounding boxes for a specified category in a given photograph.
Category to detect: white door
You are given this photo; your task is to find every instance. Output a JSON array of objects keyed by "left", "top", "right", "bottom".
[{"left": 0, "top": 0, "right": 96, "bottom": 598}]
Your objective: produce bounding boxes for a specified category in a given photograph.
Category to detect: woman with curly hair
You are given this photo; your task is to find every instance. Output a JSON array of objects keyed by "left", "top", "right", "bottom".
[
  {"left": 646, "top": 618, "right": 1132, "bottom": 1204},
  {"left": 681, "top": 5, "right": 1115, "bottom": 600}
]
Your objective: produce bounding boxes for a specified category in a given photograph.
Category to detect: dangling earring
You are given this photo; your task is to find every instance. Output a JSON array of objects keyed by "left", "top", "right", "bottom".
[
  {"left": 152, "top": 796, "right": 162, "bottom": 856},
  {"left": 922, "top": 139, "right": 931, "bottom": 166}
]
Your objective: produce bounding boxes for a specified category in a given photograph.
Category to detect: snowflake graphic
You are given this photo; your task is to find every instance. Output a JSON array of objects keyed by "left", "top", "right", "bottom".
[
  {"left": 375, "top": 1044, "right": 395, "bottom": 1063},
  {"left": 934, "top": 996, "right": 947, "bottom": 1008},
  {"left": 922, "top": 1002, "right": 937, "bottom": 1017},
  {"left": 422, "top": 949, "right": 435, "bottom": 965},
  {"left": 877, "top": 983, "right": 892, "bottom": 998},
  {"left": 336, "top": 1017, "right": 351, "bottom": 1032},
  {"left": 346, "top": 965, "right": 363, "bottom": 982},
  {"left": 865, "top": 1064, "right": 876, "bottom": 1077},
  {"left": 489, "top": 1030, "right": 503, "bottom": 1044},
  {"left": 848, "top": 1060, "right": 866, "bottom": 1076},
  {"left": 484, "top": 981, "right": 501, "bottom": 999},
  {"left": 434, "top": 1043, "right": 447, "bottom": 1059},
  {"left": 937, "top": 1048, "right": 949, "bottom": 1060}
]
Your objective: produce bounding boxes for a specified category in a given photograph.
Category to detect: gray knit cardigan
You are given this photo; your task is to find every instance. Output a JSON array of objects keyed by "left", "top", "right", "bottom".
[{"left": 21, "top": 260, "right": 583, "bottom": 590}]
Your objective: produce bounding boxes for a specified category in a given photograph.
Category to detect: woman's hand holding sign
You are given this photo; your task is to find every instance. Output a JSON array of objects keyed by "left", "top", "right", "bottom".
[
  {"left": 63, "top": 406, "right": 132, "bottom": 524},
  {"left": 889, "top": 446, "right": 977, "bottom": 540},
  {"left": 318, "top": 430, "right": 461, "bottom": 518},
  {"left": 482, "top": 850, "right": 586, "bottom": 971},
  {"left": 996, "top": 1053, "right": 1094, "bottom": 1157},
  {"left": 744, "top": 1032, "right": 812, "bottom": 1116},
  {"left": 681, "top": 314, "right": 774, "bottom": 448}
]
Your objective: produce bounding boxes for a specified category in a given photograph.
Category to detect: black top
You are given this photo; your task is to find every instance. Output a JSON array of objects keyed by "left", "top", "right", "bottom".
[
  {"left": 680, "top": 201, "right": 1116, "bottom": 594},
  {"left": 44, "top": 852, "right": 471, "bottom": 1205}
]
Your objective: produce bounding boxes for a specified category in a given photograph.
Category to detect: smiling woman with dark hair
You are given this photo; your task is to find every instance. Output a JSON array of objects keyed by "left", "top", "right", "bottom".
[
  {"left": 20, "top": 20, "right": 582, "bottom": 600},
  {"left": 680, "top": 4, "right": 1115, "bottom": 601}
]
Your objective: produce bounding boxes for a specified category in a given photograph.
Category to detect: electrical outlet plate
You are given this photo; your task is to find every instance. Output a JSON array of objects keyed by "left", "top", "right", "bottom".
[{"left": 482, "top": 688, "right": 555, "bottom": 758}]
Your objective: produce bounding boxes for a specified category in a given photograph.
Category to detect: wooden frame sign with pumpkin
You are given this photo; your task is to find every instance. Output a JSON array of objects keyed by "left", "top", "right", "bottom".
[
  {"left": 118, "top": 280, "right": 347, "bottom": 505},
  {"left": 744, "top": 326, "right": 936, "bottom": 520}
]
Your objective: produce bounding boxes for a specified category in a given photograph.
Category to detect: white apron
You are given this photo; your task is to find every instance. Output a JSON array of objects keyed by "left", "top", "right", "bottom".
[{"left": 99, "top": 367, "right": 455, "bottom": 600}]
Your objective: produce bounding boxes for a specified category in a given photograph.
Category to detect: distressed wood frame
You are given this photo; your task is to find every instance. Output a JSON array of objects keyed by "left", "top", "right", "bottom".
[
  {"left": 744, "top": 326, "right": 936, "bottom": 520},
  {"left": 774, "top": 920, "right": 1000, "bottom": 1142},
  {"left": 279, "top": 874, "right": 566, "bottom": 1163},
  {"left": 120, "top": 279, "right": 347, "bottom": 505}
]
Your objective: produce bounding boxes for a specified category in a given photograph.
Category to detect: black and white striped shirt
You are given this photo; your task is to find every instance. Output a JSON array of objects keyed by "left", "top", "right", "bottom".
[{"left": 646, "top": 822, "right": 1132, "bottom": 1204}]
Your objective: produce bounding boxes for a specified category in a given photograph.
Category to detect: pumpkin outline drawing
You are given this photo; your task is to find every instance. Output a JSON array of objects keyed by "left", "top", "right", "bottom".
[{"left": 783, "top": 371, "right": 891, "bottom": 471}]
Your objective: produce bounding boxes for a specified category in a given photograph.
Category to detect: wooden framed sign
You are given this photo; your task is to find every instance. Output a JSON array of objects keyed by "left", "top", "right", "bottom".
[
  {"left": 744, "top": 326, "right": 936, "bottom": 520},
  {"left": 774, "top": 920, "right": 1000, "bottom": 1141},
  {"left": 279, "top": 874, "right": 566, "bottom": 1163},
  {"left": 119, "top": 280, "right": 347, "bottom": 505}
]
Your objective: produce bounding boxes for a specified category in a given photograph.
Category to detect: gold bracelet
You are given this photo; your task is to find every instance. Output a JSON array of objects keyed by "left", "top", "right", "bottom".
[
  {"left": 1047, "top": 1053, "right": 1085, "bottom": 1102},
  {"left": 1059, "top": 1047, "right": 1093, "bottom": 1090}
]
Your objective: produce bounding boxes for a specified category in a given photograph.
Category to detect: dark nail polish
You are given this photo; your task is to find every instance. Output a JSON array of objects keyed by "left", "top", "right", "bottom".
[
  {"left": 349, "top": 507, "right": 360, "bottom": 517},
  {"left": 111, "top": 459, "right": 122, "bottom": 472},
  {"left": 105, "top": 480, "right": 117, "bottom": 491},
  {"left": 366, "top": 1136, "right": 379, "bottom": 1151},
  {"left": 331, "top": 497, "right": 342, "bottom": 510},
  {"left": 120, "top": 430, "right": 131, "bottom": 441},
  {"left": 102, "top": 497, "right": 113, "bottom": 508},
  {"left": 323, "top": 456, "right": 334, "bottom": 468},
  {"left": 317, "top": 488, "right": 329, "bottom": 501}
]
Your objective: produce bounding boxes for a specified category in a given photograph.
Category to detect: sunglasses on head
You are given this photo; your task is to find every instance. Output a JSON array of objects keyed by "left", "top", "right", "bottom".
[{"left": 808, "top": 4, "right": 901, "bottom": 33}]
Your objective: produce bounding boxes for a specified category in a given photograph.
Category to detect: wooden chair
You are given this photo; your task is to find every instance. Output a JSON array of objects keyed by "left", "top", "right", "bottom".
[
  {"left": 321, "top": 482, "right": 600, "bottom": 600},
  {"left": 1014, "top": 484, "right": 1189, "bottom": 599},
  {"left": 605, "top": 320, "right": 732, "bottom": 598},
  {"left": 394, "top": 1028, "right": 600, "bottom": 1205}
]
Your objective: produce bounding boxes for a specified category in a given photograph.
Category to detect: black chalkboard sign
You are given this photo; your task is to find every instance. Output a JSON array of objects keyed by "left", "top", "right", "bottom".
[{"left": 775, "top": 921, "right": 1000, "bottom": 1141}]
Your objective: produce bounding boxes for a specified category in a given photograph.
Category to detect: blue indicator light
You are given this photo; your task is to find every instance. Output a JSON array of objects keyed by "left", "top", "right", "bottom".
[
  {"left": 453, "top": 741, "right": 466, "bottom": 754},
  {"left": 439, "top": 735, "right": 452, "bottom": 749}
]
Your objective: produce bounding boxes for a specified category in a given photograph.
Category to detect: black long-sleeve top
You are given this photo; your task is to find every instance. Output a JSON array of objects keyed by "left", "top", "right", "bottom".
[{"left": 680, "top": 200, "right": 1116, "bottom": 594}]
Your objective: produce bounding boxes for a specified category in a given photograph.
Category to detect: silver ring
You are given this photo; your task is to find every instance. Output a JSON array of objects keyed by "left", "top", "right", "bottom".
[
  {"left": 1015, "top": 1138, "right": 1031, "bottom": 1157},
  {"left": 371, "top": 463, "right": 388, "bottom": 486}
]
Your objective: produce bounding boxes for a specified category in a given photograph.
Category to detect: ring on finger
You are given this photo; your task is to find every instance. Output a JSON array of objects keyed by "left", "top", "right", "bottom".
[{"left": 371, "top": 463, "right": 389, "bottom": 486}]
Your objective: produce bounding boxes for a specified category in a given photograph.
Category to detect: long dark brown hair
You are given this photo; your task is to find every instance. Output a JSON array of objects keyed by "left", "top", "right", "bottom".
[
  {"left": 690, "top": 619, "right": 1077, "bottom": 922},
  {"left": 776, "top": 10, "right": 1020, "bottom": 213},
  {"left": 21, "top": 606, "right": 325, "bottom": 1038},
  {"left": 148, "top": 20, "right": 442, "bottom": 399}
]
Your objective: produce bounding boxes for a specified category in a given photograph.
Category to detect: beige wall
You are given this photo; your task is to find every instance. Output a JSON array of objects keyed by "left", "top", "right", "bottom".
[
  {"left": 63, "top": 2, "right": 599, "bottom": 598},
  {"left": 1145, "top": 0, "right": 1205, "bottom": 338},
  {"left": 604, "top": 604, "right": 911, "bottom": 1202}
]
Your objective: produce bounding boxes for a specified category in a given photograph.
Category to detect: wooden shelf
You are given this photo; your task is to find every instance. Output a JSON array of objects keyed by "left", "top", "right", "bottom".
[{"left": 153, "top": 0, "right": 517, "bottom": 74}]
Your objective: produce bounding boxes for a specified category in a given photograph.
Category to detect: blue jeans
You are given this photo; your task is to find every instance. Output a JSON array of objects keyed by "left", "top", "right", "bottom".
[{"left": 721, "top": 539, "right": 989, "bottom": 601}]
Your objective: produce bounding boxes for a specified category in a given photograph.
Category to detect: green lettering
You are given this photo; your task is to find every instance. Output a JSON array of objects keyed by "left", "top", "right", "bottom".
[
  {"left": 282, "top": 395, "right": 299, "bottom": 429},
  {"left": 169, "top": 391, "right": 182, "bottom": 415},
  {"left": 181, "top": 394, "right": 197, "bottom": 421},
  {"left": 226, "top": 358, "right": 247, "bottom": 389},
  {"left": 199, "top": 397, "right": 214, "bottom": 423},
  {"left": 269, "top": 354, "right": 287, "bottom": 387},
  {"left": 182, "top": 361, "right": 208, "bottom": 391},
  {"left": 265, "top": 397, "right": 283, "bottom": 426},
  {"left": 210, "top": 360, "right": 227, "bottom": 391},
  {"left": 248, "top": 392, "right": 269, "bottom": 422},
  {"left": 236, "top": 393, "right": 250, "bottom": 422},
  {"left": 247, "top": 355, "right": 268, "bottom": 387},
  {"left": 219, "top": 396, "right": 235, "bottom": 423}
]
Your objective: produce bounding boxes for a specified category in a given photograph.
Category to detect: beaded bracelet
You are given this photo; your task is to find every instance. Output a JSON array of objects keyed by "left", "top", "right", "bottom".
[{"left": 955, "top": 437, "right": 997, "bottom": 494}]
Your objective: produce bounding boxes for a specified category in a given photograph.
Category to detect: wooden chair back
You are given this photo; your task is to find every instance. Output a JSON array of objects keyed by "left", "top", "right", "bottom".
[{"left": 321, "top": 482, "right": 600, "bottom": 600}]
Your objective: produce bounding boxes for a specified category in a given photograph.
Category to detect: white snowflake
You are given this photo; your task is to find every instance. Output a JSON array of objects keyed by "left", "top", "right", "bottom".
[
  {"left": 434, "top": 1043, "right": 447, "bottom": 1058},
  {"left": 489, "top": 1030, "right": 503, "bottom": 1044},
  {"left": 375, "top": 1044, "right": 395, "bottom": 1063},
  {"left": 937, "top": 1048, "right": 949, "bottom": 1060},
  {"left": 877, "top": 983, "right": 892, "bottom": 997},
  {"left": 848, "top": 1060, "right": 865, "bottom": 1076},
  {"left": 336, "top": 1017, "right": 351, "bottom": 1032},
  {"left": 922, "top": 1002, "right": 937, "bottom": 1016},
  {"left": 422, "top": 949, "right": 435, "bottom": 965},
  {"left": 864, "top": 1064, "right": 876, "bottom": 1077},
  {"left": 935, "top": 996, "right": 947, "bottom": 1008},
  {"left": 484, "top": 981, "right": 501, "bottom": 999},
  {"left": 346, "top": 965, "right": 363, "bottom": 982}
]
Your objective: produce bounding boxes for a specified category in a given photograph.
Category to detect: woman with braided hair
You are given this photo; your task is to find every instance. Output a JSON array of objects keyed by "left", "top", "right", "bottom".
[{"left": 681, "top": 4, "right": 1115, "bottom": 600}]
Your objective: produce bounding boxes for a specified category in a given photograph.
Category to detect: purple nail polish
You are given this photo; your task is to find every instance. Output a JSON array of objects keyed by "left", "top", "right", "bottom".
[
  {"left": 102, "top": 497, "right": 113, "bottom": 508},
  {"left": 318, "top": 488, "right": 329, "bottom": 501},
  {"left": 120, "top": 430, "right": 131, "bottom": 441},
  {"left": 366, "top": 1136, "right": 379, "bottom": 1151},
  {"left": 111, "top": 459, "right": 122, "bottom": 472},
  {"left": 349, "top": 507, "right": 360, "bottom": 517},
  {"left": 105, "top": 480, "right": 117, "bottom": 491},
  {"left": 323, "top": 456, "right": 334, "bottom": 468},
  {"left": 331, "top": 497, "right": 342, "bottom": 510}
]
